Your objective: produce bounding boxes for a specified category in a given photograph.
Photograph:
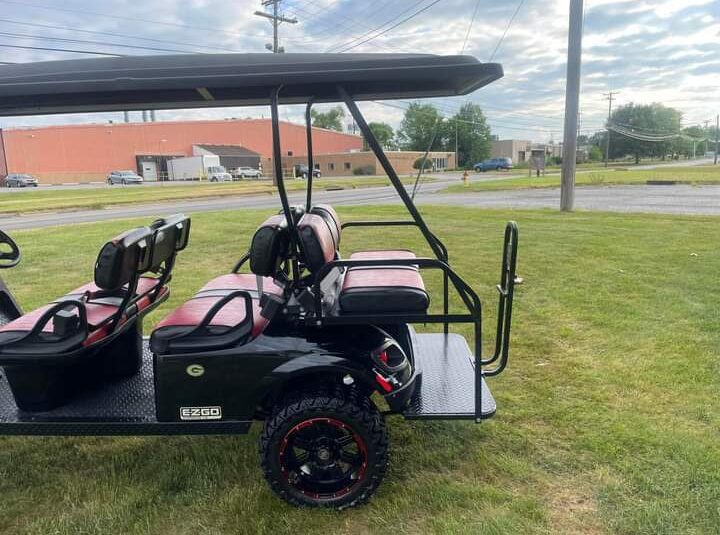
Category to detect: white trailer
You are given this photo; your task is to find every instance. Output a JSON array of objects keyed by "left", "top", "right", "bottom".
[{"left": 167, "top": 155, "right": 228, "bottom": 181}]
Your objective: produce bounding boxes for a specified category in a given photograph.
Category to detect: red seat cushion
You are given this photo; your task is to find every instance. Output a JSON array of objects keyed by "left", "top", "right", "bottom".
[
  {"left": 339, "top": 249, "right": 429, "bottom": 313},
  {"left": 151, "top": 274, "right": 283, "bottom": 354},
  {"left": 0, "top": 276, "right": 165, "bottom": 348}
]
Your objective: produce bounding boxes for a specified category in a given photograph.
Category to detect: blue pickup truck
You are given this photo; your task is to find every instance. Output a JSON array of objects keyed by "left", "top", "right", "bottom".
[{"left": 473, "top": 157, "right": 513, "bottom": 172}]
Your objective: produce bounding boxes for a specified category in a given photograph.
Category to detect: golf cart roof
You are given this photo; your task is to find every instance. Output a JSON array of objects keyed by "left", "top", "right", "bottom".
[{"left": 0, "top": 53, "right": 503, "bottom": 117}]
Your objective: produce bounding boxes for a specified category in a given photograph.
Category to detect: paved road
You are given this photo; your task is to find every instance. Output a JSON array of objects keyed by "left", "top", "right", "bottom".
[{"left": 3, "top": 179, "right": 719, "bottom": 231}]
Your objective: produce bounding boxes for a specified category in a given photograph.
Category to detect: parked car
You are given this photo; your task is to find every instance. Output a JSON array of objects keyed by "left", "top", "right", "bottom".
[
  {"left": 4, "top": 173, "right": 39, "bottom": 188},
  {"left": 473, "top": 157, "right": 513, "bottom": 172},
  {"left": 206, "top": 165, "right": 233, "bottom": 182},
  {"left": 107, "top": 170, "right": 144, "bottom": 185},
  {"left": 293, "top": 164, "right": 321, "bottom": 179},
  {"left": 232, "top": 166, "right": 262, "bottom": 179}
]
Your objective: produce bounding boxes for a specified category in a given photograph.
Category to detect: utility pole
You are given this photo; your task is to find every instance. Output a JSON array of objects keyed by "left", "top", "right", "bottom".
[
  {"left": 603, "top": 91, "right": 618, "bottom": 168},
  {"left": 715, "top": 114, "right": 718, "bottom": 165},
  {"left": 455, "top": 121, "right": 458, "bottom": 169},
  {"left": 254, "top": 0, "right": 297, "bottom": 53},
  {"left": 560, "top": 0, "right": 584, "bottom": 212},
  {"left": 703, "top": 119, "right": 710, "bottom": 155}
]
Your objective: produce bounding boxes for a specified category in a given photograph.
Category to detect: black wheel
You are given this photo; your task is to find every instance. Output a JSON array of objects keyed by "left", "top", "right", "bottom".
[
  {"left": 260, "top": 386, "right": 388, "bottom": 509},
  {"left": 302, "top": 172, "right": 308, "bottom": 179},
  {"left": 107, "top": 179, "right": 113, "bottom": 186}
]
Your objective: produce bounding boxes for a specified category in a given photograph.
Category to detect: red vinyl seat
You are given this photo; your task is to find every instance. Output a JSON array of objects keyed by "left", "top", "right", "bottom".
[
  {"left": 0, "top": 277, "right": 165, "bottom": 347},
  {"left": 297, "top": 210, "right": 430, "bottom": 315},
  {"left": 340, "top": 250, "right": 428, "bottom": 314},
  {"left": 150, "top": 273, "right": 284, "bottom": 354}
]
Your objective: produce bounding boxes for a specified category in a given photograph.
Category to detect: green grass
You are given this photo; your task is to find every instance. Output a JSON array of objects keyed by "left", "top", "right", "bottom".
[
  {"left": 1, "top": 206, "right": 719, "bottom": 534},
  {"left": 0, "top": 176, "right": 414, "bottom": 215},
  {"left": 445, "top": 165, "right": 720, "bottom": 193}
]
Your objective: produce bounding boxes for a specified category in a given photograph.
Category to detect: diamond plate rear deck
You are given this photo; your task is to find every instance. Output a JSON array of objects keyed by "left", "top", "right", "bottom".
[
  {"left": 0, "top": 340, "right": 250, "bottom": 435},
  {"left": 404, "top": 332, "right": 496, "bottom": 420}
]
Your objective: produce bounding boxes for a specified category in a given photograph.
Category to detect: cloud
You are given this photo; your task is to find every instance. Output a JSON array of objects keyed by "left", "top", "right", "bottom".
[{"left": 0, "top": 0, "right": 717, "bottom": 141}]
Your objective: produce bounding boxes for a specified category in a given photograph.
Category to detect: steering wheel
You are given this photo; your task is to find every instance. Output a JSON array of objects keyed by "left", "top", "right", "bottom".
[{"left": 0, "top": 229, "right": 21, "bottom": 269}]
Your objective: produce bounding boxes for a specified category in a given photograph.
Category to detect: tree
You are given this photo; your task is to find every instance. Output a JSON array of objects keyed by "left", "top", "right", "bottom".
[
  {"left": 446, "top": 103, "right": 492, "bottom": 167},
  {"left": 608, "top": 103, "right": 682, "bottom": 164},
  {"left": 311, "top": 106, "right": 345, "bottom": 131},
  {"left": 588, "top": 145, "right": 603, "bottom": 161},
  {"left": 396, "top": 103, "right": 445, "bottom": 151},
  {"left": 363, "top": 122, "right": 396, "bottom": 150}
]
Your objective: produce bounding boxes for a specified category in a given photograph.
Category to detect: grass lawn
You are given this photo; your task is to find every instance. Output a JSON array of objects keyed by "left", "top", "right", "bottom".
[
  {"left": 444, "top": 165, "right": 720, "bottom": 193},
  {"left": 0, "top": 176, "right": 412, "bottom": 215},
  {"left": 0, "top": 206, "right": 718, "bottom": 534}
]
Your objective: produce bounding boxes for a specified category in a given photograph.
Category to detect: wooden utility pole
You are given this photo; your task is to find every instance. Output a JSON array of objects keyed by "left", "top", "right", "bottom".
[
  {"left": 560, "top": 0, "right": 584, "bottom": 212},
  {"left": 254, "top": 0, "right": 297, "bottom": 53},
  {"left": 715, "top": 114, "right": 719, "bottom": 165},
  {"left": 603, "top": 91, "right": 618, "bottom": 168}
]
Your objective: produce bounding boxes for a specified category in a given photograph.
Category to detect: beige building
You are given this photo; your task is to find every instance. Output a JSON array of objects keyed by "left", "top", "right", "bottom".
[
  {"left": 490, "top": 139, "right": 531, "bottom": 163},
  {"left": 279, "top": 150, "right": 456, "bottom": 177}
]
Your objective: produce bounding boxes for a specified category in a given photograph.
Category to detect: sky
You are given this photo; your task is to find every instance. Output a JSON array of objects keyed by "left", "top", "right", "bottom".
[{"left": 0, "top": 0, "right": 717, "bottom": 143}]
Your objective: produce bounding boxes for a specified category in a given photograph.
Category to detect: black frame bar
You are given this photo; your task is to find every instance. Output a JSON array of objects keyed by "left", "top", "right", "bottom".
[{"left": 305, "top": 99, "right": 315, "bottom": 211}]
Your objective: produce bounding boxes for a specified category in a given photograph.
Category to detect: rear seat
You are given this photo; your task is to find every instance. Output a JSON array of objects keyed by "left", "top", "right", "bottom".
[
  {"left": 150, "top": 213, "right": 289, "bottom": 355},
  {"left": 297, "top": 208, "right": 429, "bottom": 315},
  {"left": 0, "top": 217, "right": 185, "bottom": 354},
  {"left": 0, "top": 214, "right": 190, "bottom": 411}
]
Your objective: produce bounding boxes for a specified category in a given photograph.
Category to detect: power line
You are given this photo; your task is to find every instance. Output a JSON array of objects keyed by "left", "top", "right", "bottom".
[
  {"left": 0, "top": 0, "right": 266, "bottom": 39},
  {"left": 489, "top": 0, "right": 525, "bottom": 62},
  {"left": 0, "top": 17, "right": 242, "bottom": 53},
  {"left": 328, "top": 0, "right": 442, "bottom": 53},
  {"left": 0, "top": 42, "right": 122, "bottom": 56},
  {"left": 0, "top": 30, "right": 197, "bottom": 55},
  {"left": 460, "top": 0, "right": 482, "bottom": 54}
]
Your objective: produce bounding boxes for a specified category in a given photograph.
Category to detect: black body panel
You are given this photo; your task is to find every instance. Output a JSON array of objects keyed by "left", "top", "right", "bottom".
[{"left": 0, "top": 341, "right": 250, "bottom": 435}]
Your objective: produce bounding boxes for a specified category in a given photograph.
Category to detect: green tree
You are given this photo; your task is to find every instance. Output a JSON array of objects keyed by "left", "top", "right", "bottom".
[
  {"left": 363, "top": 122, "right": 396, "bottom": 150},
  {"left": 609, "top": 103, "right": 682, "bottom": 164},
  {"left": 311, "top": 106, "right": 345, "bottom": 131},
  {"left": 396, "top": 103, "right": 445, "bottom": 151},
  {"left": 588, "top": 145, "right": 603, "bottom": 161},
  {"left": 446, "top": 103, "right": 492, "bottom": 167}
]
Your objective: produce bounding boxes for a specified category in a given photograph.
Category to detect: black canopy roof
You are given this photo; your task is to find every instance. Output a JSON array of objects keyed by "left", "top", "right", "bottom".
[{"left": 0, "top": 53, "right": 502, "bottom": 117}]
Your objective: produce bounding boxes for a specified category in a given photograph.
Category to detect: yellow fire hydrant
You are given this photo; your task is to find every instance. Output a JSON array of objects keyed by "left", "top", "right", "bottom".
[{"left": 463, "top": 170, "right": 470, "bottom": 186}]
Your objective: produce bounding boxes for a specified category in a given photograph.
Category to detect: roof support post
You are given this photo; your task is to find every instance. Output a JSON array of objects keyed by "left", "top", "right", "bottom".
[
  {"left": 270, "top": 86, "right": 300, "bottom": 280},
  {"left": 337, "top": 85, "right": 445, "bottom": 261},
  {"left": 305, "top": 99, "right": 315, "bottom": 211}
]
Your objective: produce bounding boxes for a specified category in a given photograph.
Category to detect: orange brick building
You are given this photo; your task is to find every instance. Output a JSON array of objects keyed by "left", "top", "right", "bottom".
[{"left": 0, "top": 118, "right": 362, "bottom": 184}]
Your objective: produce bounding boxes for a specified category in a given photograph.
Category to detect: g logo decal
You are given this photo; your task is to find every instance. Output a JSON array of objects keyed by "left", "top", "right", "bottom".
[{"left": 186, "top": 364, "right": 205, "bottom": 377}]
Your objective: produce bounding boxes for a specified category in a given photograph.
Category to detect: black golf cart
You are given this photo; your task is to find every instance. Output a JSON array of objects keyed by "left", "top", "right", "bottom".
[{"left": 0, "top": 53, "right": 518, "bottom": 508}]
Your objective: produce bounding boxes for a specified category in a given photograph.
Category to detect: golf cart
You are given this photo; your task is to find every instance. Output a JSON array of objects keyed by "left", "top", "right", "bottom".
[{"left": 0, "top": 53, "right": 518, "bottom": 509}]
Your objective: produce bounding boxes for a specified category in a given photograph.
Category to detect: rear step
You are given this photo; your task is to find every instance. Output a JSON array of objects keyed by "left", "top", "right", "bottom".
[{"left": 403, "top": 332, "right": 496, "bottom": 421}]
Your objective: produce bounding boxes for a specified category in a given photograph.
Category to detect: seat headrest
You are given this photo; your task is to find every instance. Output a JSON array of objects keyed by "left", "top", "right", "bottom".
[
  {"left": 148, "top": 214, "right": 191, "bottom": 271},
  {"left": 297, "top": 214, "right": 336, "bottom": 273},
  {"left": 250, "top": 214, "right": 290, "bottom": 277},
  {"left": 94, "top": 227, "right": 152, "bottom": 291},
  {"left": 310, "top": 204, "right": 341, "bottom": 249}
]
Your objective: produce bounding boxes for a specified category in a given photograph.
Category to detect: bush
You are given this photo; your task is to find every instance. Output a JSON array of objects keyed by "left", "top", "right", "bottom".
[
  {"left": 352, "top": 165, "right": 375, "bottom": 176},
  {"left": 413, "top": 157, "right": 433, "bottom": 171}
]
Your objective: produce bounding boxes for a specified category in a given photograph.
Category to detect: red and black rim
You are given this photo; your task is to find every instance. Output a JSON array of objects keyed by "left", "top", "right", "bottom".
[{"left": 278, "top": 417, "right": 368, "bottom": 501}]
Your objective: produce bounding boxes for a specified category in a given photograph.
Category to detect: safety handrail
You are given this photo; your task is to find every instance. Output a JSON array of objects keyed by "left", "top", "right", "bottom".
[{"left": 481, "top": 222, "right": 519, "bottom": 376}]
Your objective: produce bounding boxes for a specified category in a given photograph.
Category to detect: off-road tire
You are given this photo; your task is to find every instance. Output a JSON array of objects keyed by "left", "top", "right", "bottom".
[{"left": 260, "top": 385, "right": 388, "bottom": 509}]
